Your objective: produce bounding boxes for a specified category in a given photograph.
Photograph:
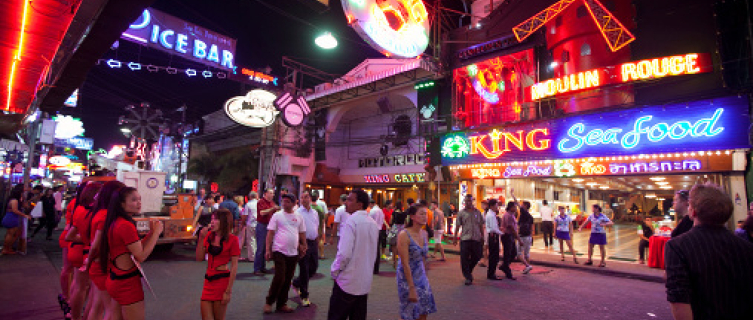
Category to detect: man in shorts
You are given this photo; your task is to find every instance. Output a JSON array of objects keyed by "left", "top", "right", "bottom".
[{"left": 429, "top": 201, "right": 446, "bottom": 261}]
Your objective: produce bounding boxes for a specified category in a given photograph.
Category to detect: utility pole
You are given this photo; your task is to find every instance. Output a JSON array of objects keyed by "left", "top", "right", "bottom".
[{"left": 22, "top": 115, "right": 41, "bottom": 189}]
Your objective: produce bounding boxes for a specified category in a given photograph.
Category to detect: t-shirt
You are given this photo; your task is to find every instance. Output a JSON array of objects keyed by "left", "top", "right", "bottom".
[
  {"left": 639, "top": 222, "right": 654, "bottom": 238},
  {"left": 297, "top": 206, "right": 320, "bottom": 241},
  {"left": 334, "top": 205, "right": 348, "bottom": 236},
  {"left": 391, "top": 210, "right": 407, "bottom": 225},
  {"left": 518, "top": 208, "right": 534, "bottom": 237},
  {"left": 256, "top": 198, "right": 276, "bottom": 224},
  {"left": 382, "top": 209, "right": 393, "bottom": 231},
  {"left": 368, "top": 206, "right": 384, "bottom": 231},
  {"left": 243, "top": 199, "right": 258, "bottom": 227},
  {"left": 219, "top": 200, "right": 240, "bottom": 221},
  {"left": 540, "top": 205, "right": 554, "bottom": 222},
  {"left": 267, "top": 211, "right": 306, "bottom": 256},
  {"left": 107, "top": 217, "right": 140, "bottom": 271},
  {"left": 588, "top": 213, "right": 611, "bottom": 234},
  {"left": 433, "top": 209, "right": 445, "bottom": 230},
  {"left": 554, "top": 214, "right": 572, "bottom": 232}
]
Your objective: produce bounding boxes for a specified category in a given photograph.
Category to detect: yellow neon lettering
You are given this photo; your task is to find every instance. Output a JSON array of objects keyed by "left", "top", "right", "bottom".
[
  {"left": 394, "top": 174, "right": 401, "bottom": 182},
  {"left": 621, "top": 63, "right": 637, "bottom": 82},
  {"left": 669, "top": 56, "right": 685, "bottom": 75},
  {"left": 585, "top": 70, "right": 599, "bottom": 88},
  {"left": 637, "top": 60, "right": 652, "bottom": 79},
  {"left": 556, "top": 77, "right": 569, "bottom": 94},
  {"left": 503, "top": 131, "right": 525, "bottom": 151},
  {"left": 652, "top": 58, "right": 670, "bottom": 77},
  {"left": 686, "top": 54, "right": 700, "bottom": 73},
  {"left": 526, "top": 128, "right": 551, "bottom": 151}
]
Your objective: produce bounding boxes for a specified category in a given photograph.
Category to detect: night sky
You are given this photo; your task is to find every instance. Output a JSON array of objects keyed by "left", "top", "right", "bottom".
[{"left": 59, "top": 0, "right": 395, "bottom": 151}]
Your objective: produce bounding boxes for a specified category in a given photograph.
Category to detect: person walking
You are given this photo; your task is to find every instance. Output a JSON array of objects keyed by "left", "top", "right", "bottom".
[
  {"left": 670, "top": 190, "right": 691, "bottom": 238},
  {"left": 240, "top": 191, "right": 258, "bottom": 262},
  {"left": 311, "top": 192, "right": 327, "bottom": 259},
  {"left": 2, "top": 184, "right": 31, "bottom": 255},
  {"left": 380, "top": 200, "right": 393, "bottom": 261},
  {"left": 263, "top": 194, "right": 306, "bottom": 314},
  {"left": 396, "top": 203, "right": 436, "bottom": 320},
  {"left": 367, "top": 199, "right": 384, "bottom": 274},
  {"left": 511, "top": 190, "right": 534, "bottom": 274},
  {"left": 499, "top": 201, "right": 521, "bottom": 280},
  {"left": 53, "top": 185, "right": 64, "bottom": 226},
  {"left": 388, "top": 202, "right": 407, "bottom": 269},
  {"left": 665, "top": 183, "right": 753, "bottom": 320},
  {"left": 328, "top": 190, "right": 378, "bottom": 320},
  {"left": 196, "top": 209, "right": 240, "bottom": 320},
  {"left": 429, "top": 201, "right": 446, "bottom": 261},
  {"left": 554, "top": 206, "right": 578, "bottom": 263},
  {"left": 637, "top": 216, "right": 655, "bottom": 264},
  {"left": 478, "top": 200, "right": 490, "bottom": 268},
  {"left": 31, "top": 188, "right": 57, "bottom": 240},
  {"left": 484, "top": 199, "right": 504, "bottom": 280},
  {"left": 255, "top": 189, "right": 279, "bottom": 275},
  {"left": 579, "top": 204, "right": 613, "bottom": 267},
  {"left": 453, "top": 194, "right": 485, "bottom": 285},
  {"left": 292, "top": 192, "right": 320, "bottom": 307},
  {"left": 540, "top": 200, "right": 554, "bottom": 247}
]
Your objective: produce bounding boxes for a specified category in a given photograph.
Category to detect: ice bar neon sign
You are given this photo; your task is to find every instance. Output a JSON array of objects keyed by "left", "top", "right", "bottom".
[
  {"left": 469, "top": 128, "right": 551, "bottom": 159},
  {"left": 559, "top": 108, "right": 725, "bottom": 153},
  {"left": 343, "top": 0, "right": 430, "bottom": 58},
  {"left": 531, "top": 53, "right": 711, "bottom": 101}
]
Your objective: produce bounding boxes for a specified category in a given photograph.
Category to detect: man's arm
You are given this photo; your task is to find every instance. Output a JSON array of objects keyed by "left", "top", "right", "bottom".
[
  {"left": 331, "top": 221, "right": 355, "bottom": 278},
  {"left": 665, "top": 241, "right": 693, "bottom": 320}
]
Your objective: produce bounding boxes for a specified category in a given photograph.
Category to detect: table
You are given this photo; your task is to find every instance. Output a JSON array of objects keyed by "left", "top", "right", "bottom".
[{"left": 647, "top": 235, "right": 671, "bottom": 269}]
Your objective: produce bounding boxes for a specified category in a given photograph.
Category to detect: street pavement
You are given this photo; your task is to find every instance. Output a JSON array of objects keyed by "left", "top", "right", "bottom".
[{"left": 2, "top": 226, "right": 673, "bottom": 320}]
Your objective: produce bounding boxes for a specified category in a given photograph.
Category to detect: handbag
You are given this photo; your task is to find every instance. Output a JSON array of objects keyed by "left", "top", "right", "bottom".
[
  {"left": 30, "top": 202, "right": 44, "bottom": 219},
  {"left": 387, "top": 224, "right": 403, "bottom": 246}
]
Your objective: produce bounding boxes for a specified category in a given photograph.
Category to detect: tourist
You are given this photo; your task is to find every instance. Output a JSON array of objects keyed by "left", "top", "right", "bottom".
[
  {"left": 292, "top": 192, "right": 320, "bottom": 307},
  {"left": 540, "top": 200, "right": 554, "bottom": 247},
  {"left": 99, "top": 187, "right": 163, "bottom": 320},
  {"left": 478, "top": 200, "right": 490, "bottom": 267},
  {"left": 53, "top": 185, "right": 64, "bottom": 226},
  {"left": 311, "top": 192, "right": 327, "bottom": 259},
  {"left": 484, "top": 199, "right": 504, "bottom": 280},
  {"left": 429, "top": 201, "right": 446, "bottom": 261},
  {"left": 453, "top": 194, "right": 484, "bottom": 285},
  {"left": 665, "top": 182, "right": 753, "bottom": 319},
  {"left": 670, "top": 190, "right": 691, "bottom": 238},
  {"left": 554, "top": 206, "right": 577, "bottom": 263},
  {"left": 579, "top": 204, "right": 613, "bottom": 267},
  {"left": 511, "top": 190, "right": 534, "bottom": 273},
  {"left": 196, "top": 209, "right": 240, "bottom": 320},
  {"left": 328, "top": 190, "right": 378, "bottom": 320},
  {"left": 396, "top": 203, "right": 436, "bottom": 320},
  {"left": 254, "top": 189, "right": 279, "bottom": 275},
  {"left": 240, "top": 191, "right": 258, "bottom": 262},
  {"left": 2, "top": 184, "right": 31, "bottom": 255},
  {"left": 381, "top": 200, "right": 393, "bottom": 260},
  {"left": 31, "top": 188, "right": 57, "bottom": 240},
  {"left": 367, "top": 199, "right": 384, "bottom": 274},
  {"left": 638, "top": 216, "right": 655, "bottom": 264},
  {"left": 192, "top": 196, "right": 216, "bottom": 237},
  {"left": 499, "top": 201, "right": 520, "bottom": 280},
  {"left": 218, "top": 192, "right": 240, "bottom": 222},
  {"left": 263, "top": 194, "right": 306, "bottom": 314},
  {"left": 332, "top": 194, "right": 349, "bottom": 245},
  {"left": 388, "top": 201, "right": 407, "bottom": 269}
]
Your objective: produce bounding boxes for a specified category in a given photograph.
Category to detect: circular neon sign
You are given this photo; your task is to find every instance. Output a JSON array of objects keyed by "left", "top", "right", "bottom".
[
  {"left": 224, "top": 89, "right": 279, "bottom": 128},
  {"left": 343, "top": 0, "right": 430, "bottom": 58}
]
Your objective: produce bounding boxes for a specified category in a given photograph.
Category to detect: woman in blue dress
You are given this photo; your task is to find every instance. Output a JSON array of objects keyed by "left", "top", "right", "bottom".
[{"left": 396, "top": 203, "right": 437, "bottom": 320}]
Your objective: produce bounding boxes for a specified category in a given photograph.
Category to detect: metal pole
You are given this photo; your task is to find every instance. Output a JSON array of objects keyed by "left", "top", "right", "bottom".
[{"left": 22, "top": 117, "right": 40, "bottom": 188}]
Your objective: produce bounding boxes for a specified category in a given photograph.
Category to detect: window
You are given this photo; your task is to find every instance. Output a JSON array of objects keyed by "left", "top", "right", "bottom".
[
  {"left": 577, "top": 5, "right": 587, "bottom": 18},
  {"left": 580, "top": 43, "right": 591, "bottom": 56}
]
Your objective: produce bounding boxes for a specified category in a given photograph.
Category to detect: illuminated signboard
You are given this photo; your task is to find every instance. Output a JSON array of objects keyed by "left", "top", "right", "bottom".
[
  {"left": 123, "top": 8, "right": 236, "bottom": 70},
  {"left": 364, "top": 172, "right": 426, "bottom": 183},
  {"left": 224, "top": 90, "right": 279, "bottom": 128},
  {"left": 342, "top": 0, "right": 430, "bottom": 58},
  {"left": 64, "top": 89, "right": 79, "bottom": 107},
  {"left": 53, "top": 115, "right": 85, "bottom": 140},
  {"left": 233, "top": 68, "right": 278, "bottom": 86},
  {"left": 274, "top": 92, "right": 311, "bottom": 127},
  {"left": 440, "top": 95, "right": 750, "bottom": 165},
  {"left": 531, "top": 53, "right": 712, "bottom": 101},
  {"left": 55, "top": 137, "right": 93, "bottom": 151},
  {"left": 48, "top": 156, "right": 71, "bottom": 167}
]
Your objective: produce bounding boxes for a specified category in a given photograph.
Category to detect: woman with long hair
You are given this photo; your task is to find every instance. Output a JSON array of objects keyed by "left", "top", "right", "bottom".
[
  {"left": 2, "top": 184, "right": 31, "bottom": 255},
  {"left": 389, "top": 201, "right": 407, "bottom": 269},
  {"left": 196, "top": 209, "right": 239, "bottom": 320},
  {"left": 57, "top": 181, "right": 89, "bottom": 313},
  {"left": 82, "top": 180, "right": 126, "bottom": 320},
  {"left": 64, "top": 182, "right": 104, "bottom": 320},
  {"left": 396, "top": 204, "right": 436, "bottom": 320},
  {"left": 99, "top": 187, "right": 162, "bottom": 320}
]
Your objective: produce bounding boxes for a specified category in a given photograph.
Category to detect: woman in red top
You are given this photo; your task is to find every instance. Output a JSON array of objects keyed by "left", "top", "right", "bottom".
[
  {"left": 57, "top": 181, "right": 88, "bottom": 314},
  {"left": 98, "top": 187, "right": 162, "bottom": 320},
  {"left": 81, "top": 181, "right": 125, "bottom": 320},
  {"left": 196, "top": 209, "right": 240, "bottom": 320},
  {"left": 64, "top": 182, "right": 103, "bottom": 320}
]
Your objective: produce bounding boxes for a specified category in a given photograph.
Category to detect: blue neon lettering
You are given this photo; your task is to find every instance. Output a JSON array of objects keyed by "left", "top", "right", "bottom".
[
  {"left": 176, "top": 34, "right": 188, "bottom": 53},
  {"left": 668, "top": 121, "right": 691, "bottom": 139},
  {"left": 647, "top": 123, "right": 670, "bottom": 142},
  {"left": 150, "top": 25, "right": 160, "bottom": 43},
  {"left": 585, "top": 129, "right": 603, "bottom": 145},
  {"left": 207, "top": 45, "right": 220, "bottom": 63},
  {"left": 221, "top": 50, "right": 234, "bottom": 69},
  {"left": 193, "top": 40, "right": 207, "bottom": 58},
  {"left": 159, "top": 30, "right": 175, "bottom": 49},
  {"left": 691, "top": 108, "right": 724, "bottom": 137},
  {"left": 621, "top": 116, "right": 651, "bottom": 149},
  {"left": 558, "top": 123, "right": 586, "bottom": 153}
]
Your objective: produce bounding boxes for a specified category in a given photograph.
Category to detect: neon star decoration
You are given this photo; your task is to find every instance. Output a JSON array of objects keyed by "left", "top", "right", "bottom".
[{"left": 512, "top": 0, "right": 635, "bottom": 52}]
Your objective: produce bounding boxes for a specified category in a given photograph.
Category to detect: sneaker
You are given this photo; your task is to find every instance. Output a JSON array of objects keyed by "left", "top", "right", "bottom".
[
  {"left": 381, "top": 254, "right": 388, "bottom": 260},
  {"left": 523, "top": 266, "right": 533, "bottom": 274},
  {"left": 301, "top": 298, "right": 311, "bottom": 307}
]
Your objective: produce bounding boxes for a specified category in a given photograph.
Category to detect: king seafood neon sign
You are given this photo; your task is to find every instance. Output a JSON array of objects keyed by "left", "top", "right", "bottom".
[{"left": 469, "top": 128, "right": 551, "bottom": 159}]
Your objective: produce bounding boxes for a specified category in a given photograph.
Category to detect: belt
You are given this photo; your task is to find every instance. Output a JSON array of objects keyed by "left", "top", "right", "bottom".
[
  {"left": 110, "top": 270, "right": 141, "bottom": 280},
  {"left": 70, "top": 242, "right": 84, "bottom": 247},
  {"left": 83, "top": 249, "right": 90, "bottom": 255},
  {"left": 204, "top": 272, "right": 230, "bottom": 281}
]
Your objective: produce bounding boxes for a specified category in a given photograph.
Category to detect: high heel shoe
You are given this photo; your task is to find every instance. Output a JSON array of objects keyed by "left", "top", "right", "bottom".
[{"left": 57, "top": 294, "right": 68, "bottom": 311}]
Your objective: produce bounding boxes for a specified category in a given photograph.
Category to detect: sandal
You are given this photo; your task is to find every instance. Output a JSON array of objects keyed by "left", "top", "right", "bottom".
[
  {"left": 584, "top": 260, "right": 593, "bottom": 265},
  {"left": 599, "top": 262, "right": 606, "bottom": 267},
  {"left": 560, "top": 257, "right": 565, "bottom": 261}
]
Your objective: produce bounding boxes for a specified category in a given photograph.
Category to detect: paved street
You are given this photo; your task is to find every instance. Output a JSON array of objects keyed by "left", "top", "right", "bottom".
[{"left": 2, "top": 226, "right": 673, "bottom": 320}]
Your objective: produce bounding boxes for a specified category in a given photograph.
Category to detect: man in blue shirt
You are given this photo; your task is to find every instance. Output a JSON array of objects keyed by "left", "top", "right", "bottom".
[{"left": 219, "top": 192, "right": 241, "bottom": 221}]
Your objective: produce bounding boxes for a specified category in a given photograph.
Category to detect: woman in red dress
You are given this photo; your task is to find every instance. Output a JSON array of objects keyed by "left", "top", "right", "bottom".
[
  {"left": 64, "top": 182, "right": 103, "bottom": 320},
  {"left": 81, "top": 180, "right": 125, "bottom": 320},
  {"left": 98, "top": 187, "right": 162, "bottom": 320},
  {"left": 196, "top": 209, "right": 240, "bottom": 320},
  {"left": 57, "top": 181, "right": 88, "bottom": 314}
]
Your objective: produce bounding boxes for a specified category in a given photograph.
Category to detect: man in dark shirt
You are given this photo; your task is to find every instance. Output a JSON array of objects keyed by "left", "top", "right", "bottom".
[
  {"left": 255, "top": 188, "right": 280, "bottom": 274},
  {"left": 637, "top": 216, "right": 654, "bottom": 264},
  {"left": 665, "top": 183, "right": 753, "bottom": 320},
  {"left": 512, "top": 190, "right": 534, "bottom": 274},
  {"left": 670, "top": 190, "right": 692, "bottom": 238}
]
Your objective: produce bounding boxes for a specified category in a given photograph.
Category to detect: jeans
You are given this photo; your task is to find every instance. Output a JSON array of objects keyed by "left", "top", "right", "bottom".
[
  {"left": 460, "top": 240, "right": 483, "bottom": 281},
  {"left": 254, "top": 223, "right": 268, "bottom": 272},
  {"left": 266, "top": 252, "right": 298, "bottom": 307},
  {"left": 487, "top": 234, "right": 500, "bottom": 278},
  {"left": 327, "top": 282, "right": 368, "bottom": 320},
  {"left": 541, "top": 221, "right": 554, "bottom": 246},
  {"left": 639, "top": 239, "right": 650, "bottom": 260},
  {"left": 292, "top": 239, "right": 318, "bottom": 299},
  {"left": 500, "top": 234, "right": 517, "bottom": 278},
  {"left": 242, "top": 226, "right": 256, "bottom": 261},
  {"left": 374, "top": 231, "right": 385, "bottom": 274}
]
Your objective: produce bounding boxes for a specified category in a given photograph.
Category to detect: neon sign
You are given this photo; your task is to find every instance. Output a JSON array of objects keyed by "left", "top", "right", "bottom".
[
  {"left": 224, "top": 90, "right": 279, "bottom": 128},
  {"left": 559, "top": 108, "right": 724, "bottom": 153},
  {"left": 471, "top": 168, "right": 501, "bottom": 179},
  {"left": 123, "top": 8, "right": 236, "bottom": 70},
  {"left": 53, "top": 115, "right": 85, "bottom": 140},
  {"left": 441, "top": 136, "right": 470, "bottom": 158},
  {"left": 531, "top": 53, "right": 712, "bottom": 101},
  {"left": 364, "top": 172, "right": 426, "bottom": 183},
  {"left": 238, "top": 68, "right": 278, "bottom": 86},
  {"left": 343, "top": 0, "right": 430, "bottom": 58},
  {"left": 274, "top": 92, "right": 311, "bottom": 127},
  {"left": 469, "top": 128, "right": 551, "bottom": 159},
  {"left": 503, "top": 165, "right": 552, "bottom": 178}
]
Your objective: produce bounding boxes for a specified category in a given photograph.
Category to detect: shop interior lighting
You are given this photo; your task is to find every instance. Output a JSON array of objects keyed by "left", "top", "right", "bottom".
[
  {"left": 660, "top": 186, "right": 673, "bottom": 189},
  {"left": 599, "top": 186, "right": 609, "bottom": 189},
  {"left": 572, "top": 178, "right": 585, "bottom": 182},
  {"left": 646, "top": 193, "right": 656, "bottom": 198},
  {"left": 649, "top": 177, "right": 666, "bottom": 181},
  {"left": 656, "top": 181, "right": 670, "bottom": 185}
]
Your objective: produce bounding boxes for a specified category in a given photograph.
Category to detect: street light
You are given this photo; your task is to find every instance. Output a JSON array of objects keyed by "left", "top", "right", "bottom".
[
  {"left": 315, "top": 32, "right": 337, "bottom": 49},
  {"left": 120, "top": 127, "right": 131, "bottom": 133}
]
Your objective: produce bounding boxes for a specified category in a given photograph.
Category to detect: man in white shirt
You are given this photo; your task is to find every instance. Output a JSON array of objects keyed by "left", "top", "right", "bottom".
[
  {"left": 240, "top": 191, "right": 258, "bottom": 261},
  {"left": 264, "top": 194, "right": 306, "bottom": 314},
  {"left": 291, "top": 192, "right": 319, "bottom": 307},
  {"left": 328, "top": 190, "right": 378, "bottom": 320},
  {"left": 331, "top": 194, "right": 348, "bottom": 245},
  {"left": 540, "top": 199, "right": 554, "bottom": 247},
  {"left": 53, "top": 186, "right": 63, "bottom": 225},
  {"left": 484, "top": 199, "right": 505, "bottom": 280},
  {"left": 367, "top": 199, "right": 384, "bottom": 274}
]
